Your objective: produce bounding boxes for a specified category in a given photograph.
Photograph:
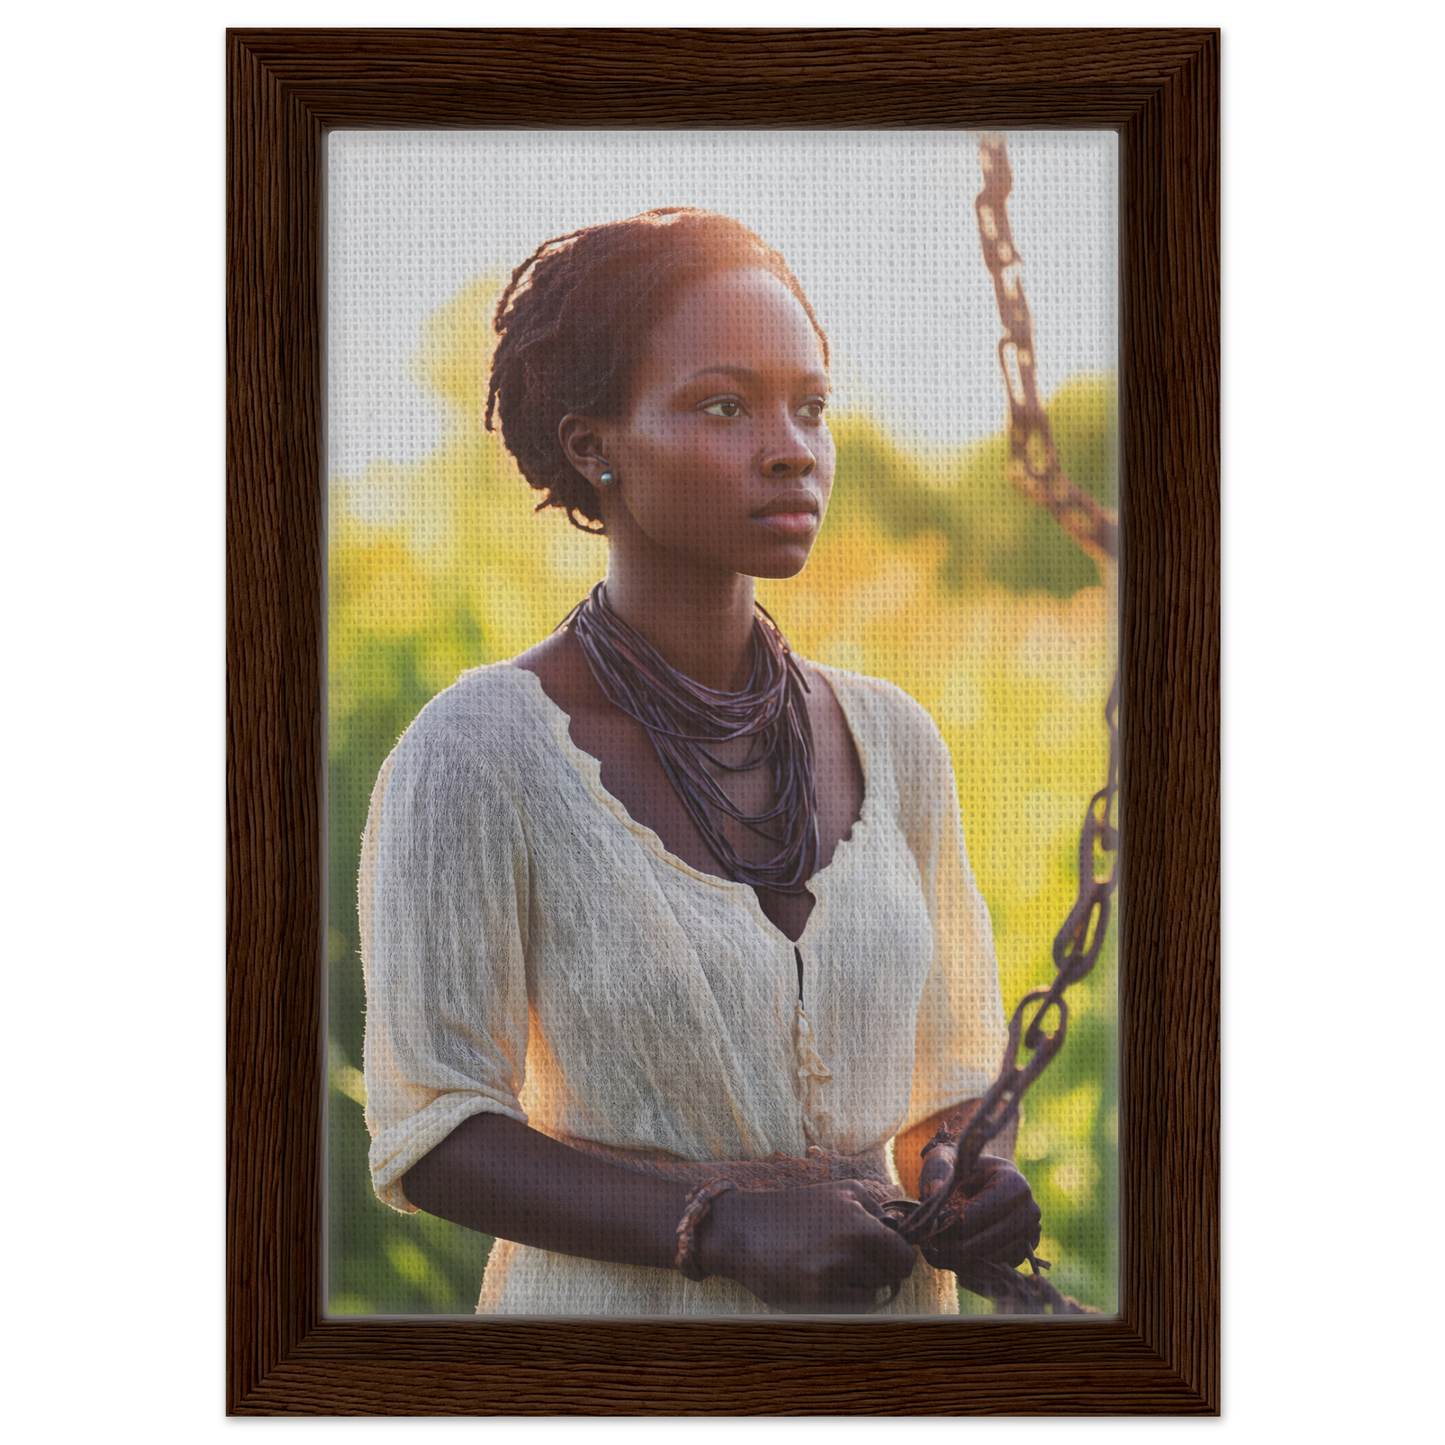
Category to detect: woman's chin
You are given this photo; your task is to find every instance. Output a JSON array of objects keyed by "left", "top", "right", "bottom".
[
  {"left": 748, "top": 555, "right": 814, "bottom": 582},
  {"left": 744, "top": 539, "right": 819, "bottom": 581}
]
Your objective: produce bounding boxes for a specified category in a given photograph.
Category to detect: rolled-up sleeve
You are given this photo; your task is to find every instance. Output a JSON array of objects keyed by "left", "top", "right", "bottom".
[
  {"left": 896, "top": 704, "right": 1009, "bottom": 1134},
  {"left": 359, "top": 715, "right": 532, "bottom": 1212}
]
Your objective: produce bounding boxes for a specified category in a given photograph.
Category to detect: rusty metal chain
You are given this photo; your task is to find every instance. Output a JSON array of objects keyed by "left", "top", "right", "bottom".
[
  {"left": 883, "top": 134, "right": 1121, "bottom": 1316},
  {"left": 974, "top": 134, "right": 1119, "bottom": 566}
]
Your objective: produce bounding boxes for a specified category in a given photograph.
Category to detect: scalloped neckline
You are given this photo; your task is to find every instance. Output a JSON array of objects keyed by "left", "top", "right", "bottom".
[{"left": 505, "top": 660, "right": 875, "bottom": 948}]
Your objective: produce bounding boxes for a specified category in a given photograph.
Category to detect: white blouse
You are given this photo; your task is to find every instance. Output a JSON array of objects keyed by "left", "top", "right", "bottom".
[{"left": 360, "top": 660, "right": 1007, "bottom": 1315}]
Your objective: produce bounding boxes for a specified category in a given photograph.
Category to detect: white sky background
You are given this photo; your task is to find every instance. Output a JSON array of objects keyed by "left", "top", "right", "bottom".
[{"left": 327, "top": 130, "right": 1117, "bottom": 478}]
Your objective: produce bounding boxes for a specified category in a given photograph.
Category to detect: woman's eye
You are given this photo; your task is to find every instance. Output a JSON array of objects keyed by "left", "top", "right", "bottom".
[
  {"left": 796, "top": 399, "right": 827, "bottom": 420},
  {"left": 700, "top": 398, "right": 746, "bottom": 418}
]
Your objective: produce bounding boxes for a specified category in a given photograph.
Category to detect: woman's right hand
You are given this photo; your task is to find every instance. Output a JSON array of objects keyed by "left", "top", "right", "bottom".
[{"left": 695, "top": 1180, "right": 916, "bottom": 1313}]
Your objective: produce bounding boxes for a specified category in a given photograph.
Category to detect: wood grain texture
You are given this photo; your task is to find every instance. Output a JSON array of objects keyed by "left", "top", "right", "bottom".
[{"left": 227, "top": 27, "right": 1219, "bottom": 1415}]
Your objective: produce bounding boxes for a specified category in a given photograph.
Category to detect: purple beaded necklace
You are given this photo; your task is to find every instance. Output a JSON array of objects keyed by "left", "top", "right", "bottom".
[{"left": 564, "top": 582, "right": 819, "bottom": 894}]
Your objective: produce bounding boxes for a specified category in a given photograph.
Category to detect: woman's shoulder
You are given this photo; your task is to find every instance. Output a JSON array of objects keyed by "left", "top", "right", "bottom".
[
  {"left": 805, "top": 662, "right": 957, "bottom": 834},
  {"left": 803, "top": 660, "right": 947, "bottom": 759},
  {"left": 386, "top": 661, "right": 560, "bottom": 778}
]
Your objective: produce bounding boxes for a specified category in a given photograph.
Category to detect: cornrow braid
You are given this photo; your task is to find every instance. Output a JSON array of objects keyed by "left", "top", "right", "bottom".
[{"left": 484, "top": 208, "right": 829, "bottom": 534}]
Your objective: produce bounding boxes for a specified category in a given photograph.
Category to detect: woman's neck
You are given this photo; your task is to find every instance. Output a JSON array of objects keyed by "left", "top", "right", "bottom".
[{"left": 601, "top": 563, "right": 758, "bottom": 693}]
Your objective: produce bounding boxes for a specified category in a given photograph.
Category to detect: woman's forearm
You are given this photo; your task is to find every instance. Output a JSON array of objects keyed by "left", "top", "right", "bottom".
[
  {"left": 401, "top": 1113, "right": 921, "bottom": 1312},
  {"left": 401, "top": 1113, "right": 692, "bottom": 1270}
]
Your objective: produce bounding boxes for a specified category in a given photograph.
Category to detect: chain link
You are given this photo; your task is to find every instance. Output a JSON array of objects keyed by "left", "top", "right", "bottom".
[
  {"left": 885, "top": 135, "right": 1121, "bottom": 1316},
  {"left": 974, "top": 134, "right": 1119, "bottom": 566}
]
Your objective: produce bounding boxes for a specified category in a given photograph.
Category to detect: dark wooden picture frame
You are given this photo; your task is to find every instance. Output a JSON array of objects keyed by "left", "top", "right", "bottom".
[{"left": 227, "top": 27, "right": 1219, "bottom": 1415}]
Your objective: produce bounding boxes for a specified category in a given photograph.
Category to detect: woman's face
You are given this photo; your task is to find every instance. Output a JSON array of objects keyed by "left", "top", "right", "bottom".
[{"left": 583, "top": 267, "right": 835, "bottom": 582}]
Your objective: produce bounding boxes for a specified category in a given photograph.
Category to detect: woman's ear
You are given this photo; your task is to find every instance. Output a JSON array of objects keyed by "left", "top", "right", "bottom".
[{"left": 558, "top": 414, "right": 613, "bottom": 490}]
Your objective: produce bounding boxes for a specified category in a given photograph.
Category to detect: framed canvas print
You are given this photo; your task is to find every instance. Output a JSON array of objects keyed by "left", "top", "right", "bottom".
[
  {"left": 228, "top": 27, "right": 1218, "bottom": 1414},
  {"left": 327, "top": 124, "right": 1121, "bottom": 1324}
]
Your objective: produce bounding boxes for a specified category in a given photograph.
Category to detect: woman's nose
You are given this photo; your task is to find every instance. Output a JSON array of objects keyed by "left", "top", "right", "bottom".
[{"left": 760, "top": 421, "right": 816, "bottom": 477}]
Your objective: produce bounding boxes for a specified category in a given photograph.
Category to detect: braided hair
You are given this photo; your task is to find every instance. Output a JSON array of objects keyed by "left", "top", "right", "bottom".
[{"left": 485, "top": 208, "right": 830, "bottom": 534}]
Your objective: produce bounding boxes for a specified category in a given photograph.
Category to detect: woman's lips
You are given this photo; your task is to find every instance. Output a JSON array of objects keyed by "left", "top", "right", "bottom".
[
  {"left": 752, "top": 490, "right": 820, "bottom": 538},
  {"left": 752, "top": 511, "right": 818, "bottom": 537}
]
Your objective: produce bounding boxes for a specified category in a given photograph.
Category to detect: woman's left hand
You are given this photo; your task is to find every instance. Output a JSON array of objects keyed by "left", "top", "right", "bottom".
[{"left": 913, "top": 1150, "right": 1041, "bottom": 1284}]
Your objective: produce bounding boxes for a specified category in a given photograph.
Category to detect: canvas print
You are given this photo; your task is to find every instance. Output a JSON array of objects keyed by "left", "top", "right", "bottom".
[{"left": 325, "top": 129, "right": 1119, "bottom": 1318}]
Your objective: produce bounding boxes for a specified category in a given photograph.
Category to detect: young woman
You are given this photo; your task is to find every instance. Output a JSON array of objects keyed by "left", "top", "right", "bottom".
[{"left": 359, "top": 209, "right": 1040, "bottom": 1316}]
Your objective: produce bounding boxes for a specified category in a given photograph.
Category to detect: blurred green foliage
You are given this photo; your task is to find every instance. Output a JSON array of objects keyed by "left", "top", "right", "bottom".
[{"left": 327, "top": 276, "right": 1118, "bottom": 1315}]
